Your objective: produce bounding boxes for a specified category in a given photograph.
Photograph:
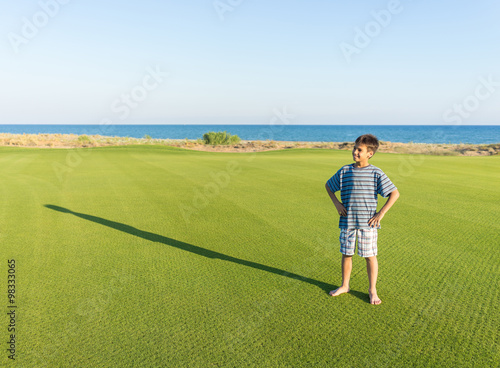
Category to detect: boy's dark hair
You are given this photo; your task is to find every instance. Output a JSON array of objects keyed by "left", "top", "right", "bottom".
[{"left": 355, "top": 134, "right": 379, "bottom": 154}]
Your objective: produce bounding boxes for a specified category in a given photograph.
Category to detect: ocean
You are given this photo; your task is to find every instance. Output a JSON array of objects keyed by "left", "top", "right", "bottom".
[{"left": 0, "top": 125, "right": 499, "bottom": 145}]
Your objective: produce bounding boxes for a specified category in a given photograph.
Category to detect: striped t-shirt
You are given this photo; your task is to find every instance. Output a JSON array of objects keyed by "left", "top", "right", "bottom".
[{"left": 327, "top": 164, "right": 397, "bottom": 229}]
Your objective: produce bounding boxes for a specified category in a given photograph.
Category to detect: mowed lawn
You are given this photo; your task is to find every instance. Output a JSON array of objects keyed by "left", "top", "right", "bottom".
[{"left": 1, "top": 146, "right": 498, "bottom": 367}]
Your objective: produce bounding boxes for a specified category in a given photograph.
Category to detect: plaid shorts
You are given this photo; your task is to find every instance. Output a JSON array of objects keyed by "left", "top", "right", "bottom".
[{"left": 339, "top": 228, "right": 378, "bottom": 257}]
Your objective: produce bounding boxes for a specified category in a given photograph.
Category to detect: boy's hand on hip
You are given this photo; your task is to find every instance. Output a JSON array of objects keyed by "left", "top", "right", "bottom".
[
  {"left": 368, "top": 212, "right": 384, "bottom": 228},
  {"left": 335, "top": 203, "right": 347, "bottom": 217}
]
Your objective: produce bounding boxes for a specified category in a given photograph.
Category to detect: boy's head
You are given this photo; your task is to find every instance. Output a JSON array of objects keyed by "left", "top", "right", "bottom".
[{"left": 353, "top": 134, "right": 379, "bottom": 164}]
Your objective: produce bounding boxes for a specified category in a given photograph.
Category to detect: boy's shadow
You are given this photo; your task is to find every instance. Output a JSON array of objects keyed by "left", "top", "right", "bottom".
[{"left": 44, "top": 205, "right": 369, "bottom": 302}]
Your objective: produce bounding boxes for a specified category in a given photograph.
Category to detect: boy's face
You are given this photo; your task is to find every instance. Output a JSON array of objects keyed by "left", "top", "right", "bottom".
[{"left": 352, "top": 144, "right": 373, "bottom": 166}]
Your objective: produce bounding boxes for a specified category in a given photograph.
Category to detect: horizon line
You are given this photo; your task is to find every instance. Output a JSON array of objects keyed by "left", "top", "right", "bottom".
[{"left": 1, "top": 123, "right": 499, "bottom": 127}]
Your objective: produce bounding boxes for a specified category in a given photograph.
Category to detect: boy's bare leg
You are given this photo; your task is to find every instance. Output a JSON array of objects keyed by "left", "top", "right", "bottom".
[
  {"left": 329, "top": 255, "right": 352, "bottom": 296},
  {"left": 366, "top": 256, "right": 381, "bottom": 305}
]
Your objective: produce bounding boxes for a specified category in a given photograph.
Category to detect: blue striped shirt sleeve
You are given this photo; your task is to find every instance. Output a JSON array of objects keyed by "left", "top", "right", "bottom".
[
  {"left": 377, "top": 170, "right": 397, "bottom": 197},
  {"left": 327, "top": 169, "right": 341, "bottom": 193}
]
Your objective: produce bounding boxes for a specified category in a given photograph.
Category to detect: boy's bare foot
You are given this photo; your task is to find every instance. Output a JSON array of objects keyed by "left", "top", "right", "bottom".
[
  {"left": 329, "top": 286, "right": 350, "bottom": 297},
  {"left": 369, "top": 291, "right": 382, "bottom": 305}
]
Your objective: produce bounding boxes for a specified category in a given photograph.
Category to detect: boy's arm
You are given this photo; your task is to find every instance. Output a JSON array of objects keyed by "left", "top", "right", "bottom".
[
  {"left": 325, "top": 183, "right": 347, "bottom": 217},
  {"left": 368, "top": 189, "right": 400, "bottom": 228}
]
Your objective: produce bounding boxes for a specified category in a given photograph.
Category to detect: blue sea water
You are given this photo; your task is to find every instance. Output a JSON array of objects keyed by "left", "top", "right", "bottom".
[{"left": 0, "top": 124, "right": 499, "bottom": 144}]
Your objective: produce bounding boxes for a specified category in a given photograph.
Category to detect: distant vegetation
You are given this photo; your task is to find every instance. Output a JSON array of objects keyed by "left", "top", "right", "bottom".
[
  {"left": 0, "top": 133, "right": 497, "bottom": 155},
  {"left": 202, "top": 131, "right": 241, "bottom": 145},
  {"left": 77, "top": 135, "right": 92, "bottom": 143}
]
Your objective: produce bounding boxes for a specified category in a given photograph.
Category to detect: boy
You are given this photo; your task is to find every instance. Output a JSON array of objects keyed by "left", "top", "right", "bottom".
[{"left": 325, "top": 134, "right": 399, "bottom": 305}]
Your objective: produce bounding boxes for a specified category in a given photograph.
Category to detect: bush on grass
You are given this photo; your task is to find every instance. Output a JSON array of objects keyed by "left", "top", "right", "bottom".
[
  {"left": 202, "top": 131, "right": 241, "bottom": 145},
  {"left": 78, "top": 135, "right": 91, "bottom": 143}
]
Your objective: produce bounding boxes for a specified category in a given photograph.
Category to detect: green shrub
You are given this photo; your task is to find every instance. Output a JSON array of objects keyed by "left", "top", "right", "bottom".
[
  {"left": 78, "top": 135, "right": 91, "bottom": 143},
  {"left": 143, "top": 134, "right": 152, "bottom": 140},
  {"left": 202, "top": 131, "right": 241, "bottom": 145}
]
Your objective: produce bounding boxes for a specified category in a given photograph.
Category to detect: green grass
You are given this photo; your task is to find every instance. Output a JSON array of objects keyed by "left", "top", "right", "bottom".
[{"left": 1, "top": 146, "right": 498, "bottom": 367}]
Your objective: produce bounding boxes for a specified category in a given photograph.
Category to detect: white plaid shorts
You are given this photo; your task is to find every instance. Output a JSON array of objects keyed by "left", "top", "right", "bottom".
[{"left": 339, "top": 228, "right": 378, "bottom": 257}]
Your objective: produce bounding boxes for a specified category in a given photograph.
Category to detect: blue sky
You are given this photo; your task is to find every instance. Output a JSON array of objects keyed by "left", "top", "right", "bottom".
[{"left": 0, "top": 0, "right": 499, "bottom": 125}]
